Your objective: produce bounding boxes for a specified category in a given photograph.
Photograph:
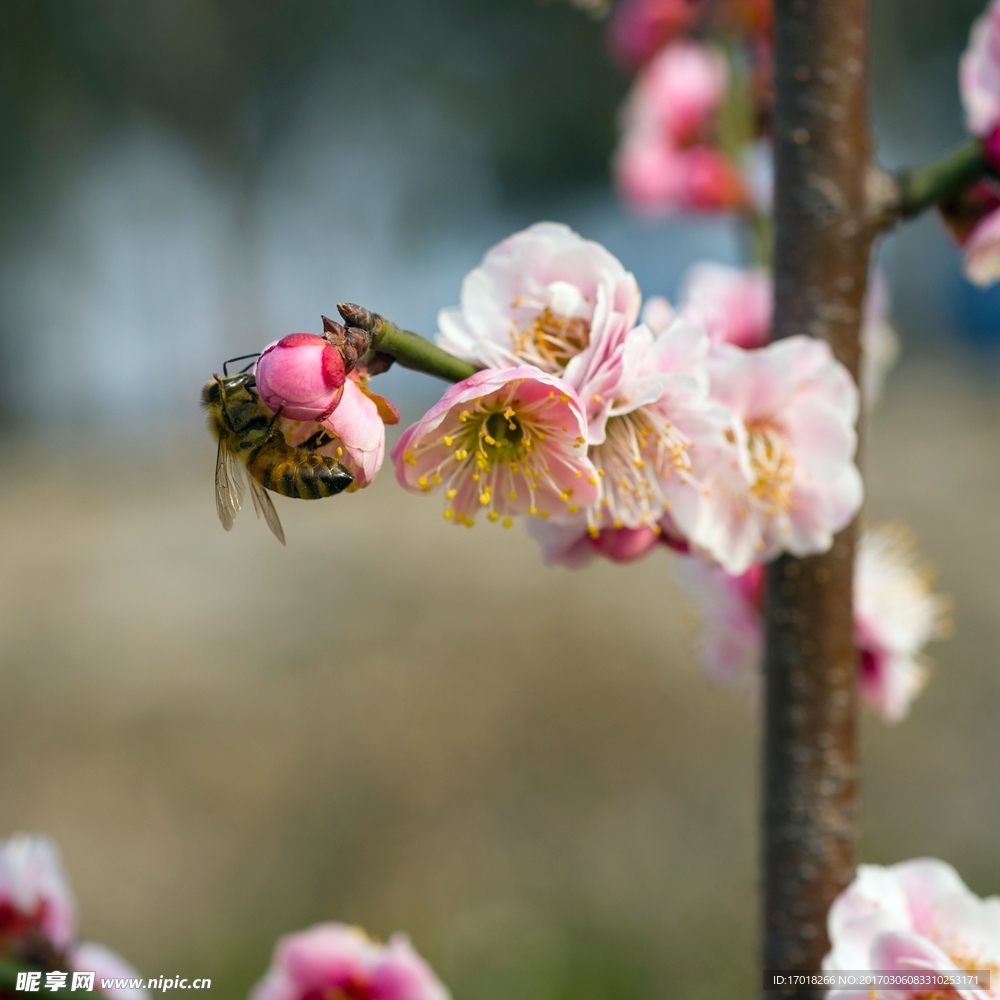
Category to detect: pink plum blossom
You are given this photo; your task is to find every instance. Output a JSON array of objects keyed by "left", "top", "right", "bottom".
[
  {"left": 607, "top": 0, "right": 703, "bottom": 69},
  {"left": 615, "top": 131, "right": 750, "bottom": 214},
  {"left": 824, "top": 859, "right": 1000, "bottom": 999},
  {"left": 630, "top": 41, "right": 727, "bottom": 144},
  {"left": 71, "top": 943, "right": 150, "bottom": 1000},
  {"left": 282, "top": 375, "right": 398, "bottom": 491},
  {"left": 962, "top": 206, "right": 1000, "bottom": 286},
  {"left": 0, "top": 835, "right": 76, "bottom": 952},
  {"left": 436, "top": 223, "right": 641, "bottom": 441},
  {"left": 250, "top": 923, "right": 450, "bottom": 1000},
  {"left": 614, "top": 42, "right": 750, "bottom": 214},
  {"left": 678, "top": 262, "right": 772, "bottom": 349},
  {"left": 674, "top": 526, "right": 950, "bottom": 722},
  {"left": 698, "top": 336, "right": 862, "bottom": 573},
  {"left": 961, "top": 0, "right": 1000, "bottom": 141},
  {"left": 675, "top": 263, "right": 898, "bottom": 405},
  {"left": 255, "top": 334, "right": 347, "bottom": 421},
  {"left": 528, "top": 316, "right": 743, "bottom": 563},
  {"left": 392, "top": 367, "right": 599, "bottom": 527}
]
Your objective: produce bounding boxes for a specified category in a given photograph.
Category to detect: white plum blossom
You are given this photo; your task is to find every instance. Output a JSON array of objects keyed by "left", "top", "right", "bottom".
[
  {"left": 854, "top": 525, "right": 952, "bottom": 723},
  {"left": 825, "top": 859, "right": 1000, "bottom": 999},
  {"left": 674, "top": 526, "right": 950, "bottom": 723}
]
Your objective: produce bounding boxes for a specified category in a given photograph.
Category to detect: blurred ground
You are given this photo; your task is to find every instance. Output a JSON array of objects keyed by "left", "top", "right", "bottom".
[{"left": 0, "top": 349, "right": 998, "bottom": 1000}]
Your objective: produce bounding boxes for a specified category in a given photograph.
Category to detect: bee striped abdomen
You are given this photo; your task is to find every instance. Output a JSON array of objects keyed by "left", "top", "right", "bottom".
[{"left": 249, "top": 440, "right": 353, "bottom": 499}]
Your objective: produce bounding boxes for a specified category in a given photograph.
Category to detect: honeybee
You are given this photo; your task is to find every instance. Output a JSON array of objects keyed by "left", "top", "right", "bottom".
[{"left": 201, "top": 370, "right": 353, "bottom": 544}]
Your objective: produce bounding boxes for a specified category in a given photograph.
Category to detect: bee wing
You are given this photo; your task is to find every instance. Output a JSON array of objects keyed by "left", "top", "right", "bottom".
[
  {"left": 215, "top": 438, "right": 246, "bottom": 531},
  {"left": 248, "top": 475, "right": 286, "bottom": 546}
]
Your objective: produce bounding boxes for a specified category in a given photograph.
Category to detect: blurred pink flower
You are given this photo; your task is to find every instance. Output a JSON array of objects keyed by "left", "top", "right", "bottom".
[
  {"left": 0, "top": 835, "right": 76, "bottom": 952},
  {"left": 961, "top": 0, "right": 1000, "bottom": 141},
  {"left": 255, "top": 334, "right": 347, "bottom": 421},
  {"left": 962, "top": 205, "right": 1000, "bottom": 286},
  {"left": 615, "top": 133, "right": 749, "bottom": 215},
  {"left": 631, "top": 41, "right": 727, "bottom": 143},
  {"left": 529, "top": 520, "right": 663, "bottom": 567},
  {"left": 607, "top": 0, "right": 702, "bottom": 69},
  {"left": 282, "top": 376, "right": 398, "bottom": 491},
  {"left": 71, "top": 943, "right": 150, "bottom": 1000},
  {"left": 824, "top": 859, "right": 1000, "bottom": 999},
  {"left": 393, "top": 367, "right": 599, "bottom": 526},
  {"left": 678, "top": 262, "right": 772, "bottom": 349},
  {"left": 674, "top": 558, "right": 763, "bottom": 685},
  {"left": 436, "top": 222, "right": 641, "bottom": 441},
  {"left": 251, "top": 924, "right": 450, "bottom": 1000},
  {"left": 675, "top": 526, "right": 949, "bottom": 722},
  {"left": 614, "top": 42, "right": 750, "bottom": 214},
  {"left": 699, "top": 336, "right": 862, "bottom": 573}
]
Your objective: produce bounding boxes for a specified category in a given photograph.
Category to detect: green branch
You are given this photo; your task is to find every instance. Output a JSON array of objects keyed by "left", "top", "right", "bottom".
[
  {"left": 889, "top": 138, "right": 989, "bottom": 222},
  {"left": 337, "top": 303, "right": 478, "bottom": 384}
]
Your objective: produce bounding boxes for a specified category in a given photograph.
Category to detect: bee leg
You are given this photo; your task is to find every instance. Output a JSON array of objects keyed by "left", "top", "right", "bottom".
[{"left": 301, "top": 429, "right": 334, "bottom": 450}]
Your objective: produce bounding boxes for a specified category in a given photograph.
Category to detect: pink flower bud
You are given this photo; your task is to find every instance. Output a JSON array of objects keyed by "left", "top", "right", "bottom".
[
  {"left": 255, "top": 334, "right": 346, "bottom": 421},
  {"left": 639, "top": 41, "right": 727, "bottom": 143}
]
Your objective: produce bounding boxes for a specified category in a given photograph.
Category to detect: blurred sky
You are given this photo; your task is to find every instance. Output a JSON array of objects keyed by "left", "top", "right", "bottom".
[{"left": 0, "top": 0, "right": 997, "bottom": 430}]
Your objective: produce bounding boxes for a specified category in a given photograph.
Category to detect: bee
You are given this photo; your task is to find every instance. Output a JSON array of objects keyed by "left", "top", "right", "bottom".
[{"left": 201, "top": 367, "right": 353, "bottom": 544}]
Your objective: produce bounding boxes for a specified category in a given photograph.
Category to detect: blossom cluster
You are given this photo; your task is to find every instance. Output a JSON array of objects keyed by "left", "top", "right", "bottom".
[
  {"left": 608, "top": 0, "right": 773, "bottom": 215},
  {"left": 0, "top": 834, "right": 148, "bottom": 1000},
  {"left": 392, "top": 222, "right": 863, "bottom": 578}
]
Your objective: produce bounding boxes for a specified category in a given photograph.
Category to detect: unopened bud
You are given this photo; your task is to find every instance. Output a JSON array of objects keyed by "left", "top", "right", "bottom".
[{"left": 255, "top": 333, "right": 346, "bottom": 420}]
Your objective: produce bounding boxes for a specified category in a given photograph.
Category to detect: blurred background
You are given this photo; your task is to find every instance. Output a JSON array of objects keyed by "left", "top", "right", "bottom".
[{"left": 0, "top": 1, "right": 998, "bottom": 998}]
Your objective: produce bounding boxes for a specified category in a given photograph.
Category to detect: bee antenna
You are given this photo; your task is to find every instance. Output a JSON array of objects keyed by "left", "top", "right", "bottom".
[{"left": 223, "top": 352, "right": 261, "bottom": 377}]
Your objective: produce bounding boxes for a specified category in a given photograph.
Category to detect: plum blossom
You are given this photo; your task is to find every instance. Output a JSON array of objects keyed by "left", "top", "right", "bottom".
[
  {"left": 392, "top": 367, "right": 599, "bottom": 527},
  {"left": 696, "top": 336, "right": 862, "bottom": 573},
  {"left": 606, "top": 0, "right": 703, "bottom": 69},
  {"left": 0, "top": 835, "right": 149, "bottom": 1000},
  {"left": 674, "top": 263, "right": 898, "bottom": 406},
  {"left": 674, "top": 526, "right": 950, "bottom": 722},
  {"left": 436, "top": 223, "right": 641, "bottom": 441},
  {"left": 854, "top": 525, "right": 952, "bottom": 723},
  {"left": 678, "top": 263, "right": 772, "bottom": 349},
  {"left": 824, "top": 859, "right": 1000, "bottom": 999},
  {"left": 529, "top": 316, "right": 742, "bottom": 563},
  {"left": 961, "top": 0, "right": 1000, "bottom": 142},
  {"left": 0, "top": 835, "right": 76, "bottom": 952},
  {"left": 614, "top": 42, "right": 750, "bottom": 214},
  {"left": 250, "top": 923, "right": 450, "bottom": 1000},
  {"left": 629, "top": 41, "right": 727, "bottom": 144},
  {"left": 255, "top": 334, "right": 346, "bottom": 421}
]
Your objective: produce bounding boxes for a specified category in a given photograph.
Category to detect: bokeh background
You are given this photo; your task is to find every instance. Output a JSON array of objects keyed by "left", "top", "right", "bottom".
[{"left": 1, "top": 2, "right": 998, "bottom": 998}]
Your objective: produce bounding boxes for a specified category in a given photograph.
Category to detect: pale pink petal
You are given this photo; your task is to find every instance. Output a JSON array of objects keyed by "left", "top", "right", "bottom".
[
  {"left": 960, "top": 1, "right": 1000, "bottom": 137},
  {"left": 71, "top": 942, "right": 150, "bottom": 1000}
]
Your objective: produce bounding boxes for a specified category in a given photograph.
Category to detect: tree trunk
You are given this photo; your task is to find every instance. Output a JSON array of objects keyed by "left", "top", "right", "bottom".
[{"left": 763, "top": 2, "right": 873, "bottom": 996}]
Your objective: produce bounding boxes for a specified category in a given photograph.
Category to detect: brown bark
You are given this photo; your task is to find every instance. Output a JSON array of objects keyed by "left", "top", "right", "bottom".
[{"left": 763, "top": 2, "right": 874, "bottom": 996}]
